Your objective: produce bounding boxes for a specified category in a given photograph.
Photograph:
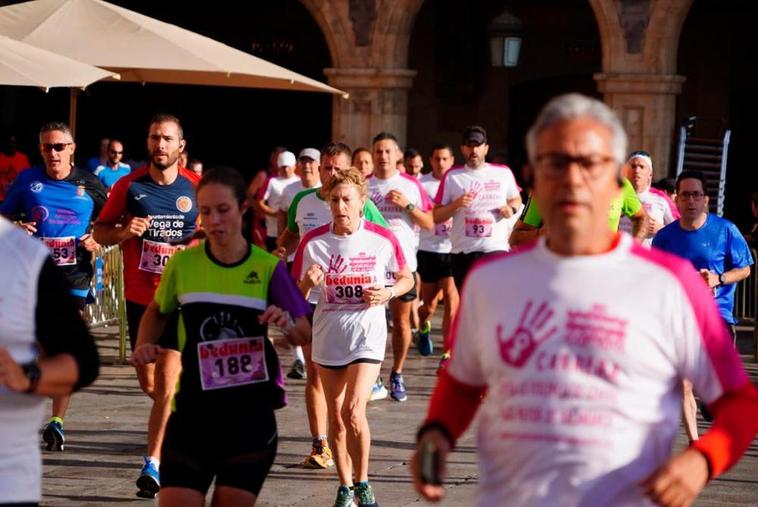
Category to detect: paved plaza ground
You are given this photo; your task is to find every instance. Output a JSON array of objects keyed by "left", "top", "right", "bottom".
[{"left": 39, "top": 323, "right": 758, "bottom": 506}]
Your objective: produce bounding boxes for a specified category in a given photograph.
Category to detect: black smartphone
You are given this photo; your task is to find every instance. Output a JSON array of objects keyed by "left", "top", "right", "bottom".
[{"left": 420, "top": 439, "right": 442, "bottom": 486}]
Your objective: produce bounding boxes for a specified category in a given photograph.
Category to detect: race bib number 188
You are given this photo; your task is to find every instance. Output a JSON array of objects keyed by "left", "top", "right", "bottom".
[
  {"left": 42, "top": 236, "right": 76, "bottom": 266},
  {"left": 139, "top": 239, "right": 183, "bottom": 274},
  {"left": 198, "top": 336, "right": 268, "bottom": 391}
]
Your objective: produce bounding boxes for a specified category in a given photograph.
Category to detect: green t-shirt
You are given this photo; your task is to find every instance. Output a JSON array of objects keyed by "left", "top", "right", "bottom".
[
  {"left": 286, "top": 186, "right": 387, "bottom": 235},
  {"left": 522, "top": 178, "right": 642, "bottom": 231}
]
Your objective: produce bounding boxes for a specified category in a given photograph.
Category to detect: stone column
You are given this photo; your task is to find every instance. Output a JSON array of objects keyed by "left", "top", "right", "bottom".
[
  {"left": 324, "top": 67, "right": 417, "bottom": 149},
  {"left": 594, "top": 73, "right": 686, "bottom": 177}
]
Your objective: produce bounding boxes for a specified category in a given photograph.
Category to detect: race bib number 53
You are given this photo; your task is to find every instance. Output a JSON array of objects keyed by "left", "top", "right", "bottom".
[
  {"left": 198, "top": 336, "right": 268, "bottom": 391},
  {"left": 139, "top": 239, "right": 183, "bottom": 274},
  {"left": 42, "top": 236, "right": 76, "bottom": 266}
]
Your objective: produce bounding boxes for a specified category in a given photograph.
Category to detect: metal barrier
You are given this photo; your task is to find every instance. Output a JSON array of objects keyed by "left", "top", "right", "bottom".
[
  {"left": 83, "top": 245, "right": 128, "bottom": 362},
  {"left": 733, "top": 248, "right": 757, "bottom": 325}
]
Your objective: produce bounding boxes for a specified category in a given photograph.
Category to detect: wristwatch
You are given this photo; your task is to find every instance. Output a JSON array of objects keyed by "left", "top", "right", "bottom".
[
  {"left": 718, "top": 273, "right": 727, "bottom": 286},
  {"left": 405, "top": 203, "right": 416, "bottom": 213},
  {"left": 21, "top": 361, "right": 41, "bottom": 394}
]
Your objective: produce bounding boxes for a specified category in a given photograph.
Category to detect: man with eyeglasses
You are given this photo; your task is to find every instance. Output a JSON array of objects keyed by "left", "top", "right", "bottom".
[
  {"left": 275, "top": 141, "right": 387, "bottom": 471},
  {"left": 433, "top": 125, "right": 522, "bottom": 290},
  {"left": 619, "top": 151, "right": 677, "bottom": 247},
  {"left": 93, "top": 113, "right": 199, "bottom": 498},
  {"left": 1, "top": 121, "right": 106, "bottom": 455},
  {"left": 412, "top": 94, "right": 758, "bottom": 507},
  {"left": 93, "top": 139, "right": 131, "bottom": 192}
]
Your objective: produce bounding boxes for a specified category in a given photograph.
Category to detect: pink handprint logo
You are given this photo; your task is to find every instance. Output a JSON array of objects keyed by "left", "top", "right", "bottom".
[
  {"left": 468, "top": 181, "right": 484, "bottom": 200},
  {"left": 497, "top": 300, "right": 557, "bottom": 368},
  {"left": 370, "top": 191, "right": 384, "bottom": 205},
  {"left": 327, "top": 254, "right": 348, "bottom": 274}
]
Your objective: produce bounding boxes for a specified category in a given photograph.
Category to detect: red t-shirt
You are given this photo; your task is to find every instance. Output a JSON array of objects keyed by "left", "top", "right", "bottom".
[
  {"left": 0, "top": 151, "right": 31, "bottom": 201},
  {"left": 96, "top": 166, "right": 200, "bottom": 305}
]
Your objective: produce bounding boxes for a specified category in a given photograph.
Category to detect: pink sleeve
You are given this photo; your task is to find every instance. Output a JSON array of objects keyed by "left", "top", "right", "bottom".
[
  {"left": 650, "top": 187, "right": 680, "bottom": 219},
  {"left": 291, "top": 223, "right": 330, "bottom": 280},
  {"left": 401, "top": 173, "right": 433, "bottom": 211},
  {"left": 364, "top": 221, "right": 406, "bottom": 271},
  {"left": 434, "top": 167, "right": 459, "bottom": 206}
]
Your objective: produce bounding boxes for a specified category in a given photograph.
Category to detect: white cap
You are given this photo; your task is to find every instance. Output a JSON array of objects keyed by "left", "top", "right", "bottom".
[
  {"left": 277, "top": 151, "right": 296, "bottom": 168},
  {"left": 298, "top": 148, "right": 321, "bottom": 162}
]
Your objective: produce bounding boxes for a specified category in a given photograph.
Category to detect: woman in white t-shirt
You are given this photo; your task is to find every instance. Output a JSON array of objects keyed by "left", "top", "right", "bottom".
[{"left": 293, "top": 167, "right": 413, "bottom": 507}]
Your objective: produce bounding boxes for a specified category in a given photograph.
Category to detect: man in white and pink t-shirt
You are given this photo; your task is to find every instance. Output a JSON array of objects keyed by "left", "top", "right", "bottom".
[
  {"left": 620, "top": 151, "right": 678, "bottom": 247},
  {"left": 368, "top": 132, "right": 434, "bottom": 402},
  {"left": 433, "top": 125, "right": 522, "bottom": 289},
  {"left": 412, "top": 94, "right": 758, "bottom": 507},
  {"left": 257, "top": 150, "right": 300, "bottom": 252}
]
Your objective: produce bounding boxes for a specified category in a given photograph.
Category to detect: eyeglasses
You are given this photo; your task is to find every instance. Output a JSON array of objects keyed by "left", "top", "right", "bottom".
[
  {"left": 679, "top": 191, "right": 705, "bottom": 200},
  {"left": 534, "top": 153, "right": 615, "bottom": 179},
  {"left": 40, "top": 143, "right": 72, "bottom": 153},
  {"left": 109, "top": 150, "right": 123, "bottom": 155}
]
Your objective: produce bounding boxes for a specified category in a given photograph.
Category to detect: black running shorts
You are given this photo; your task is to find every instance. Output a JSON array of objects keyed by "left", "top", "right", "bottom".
[{"left": 416, "top": 250, "right": 454, "bottom": 284}]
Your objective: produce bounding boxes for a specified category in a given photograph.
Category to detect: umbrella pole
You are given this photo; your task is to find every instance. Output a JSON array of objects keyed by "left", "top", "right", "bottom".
[{"left": 69, "top": 88, "right": 79, "bottom": 138}]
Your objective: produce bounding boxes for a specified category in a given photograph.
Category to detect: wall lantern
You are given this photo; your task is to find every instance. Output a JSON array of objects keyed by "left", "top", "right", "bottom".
[{"left": 488, "top": 11, "right": 524, "bottom": 68}]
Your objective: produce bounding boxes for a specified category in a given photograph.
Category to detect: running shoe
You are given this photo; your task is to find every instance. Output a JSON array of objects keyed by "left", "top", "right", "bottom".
[
  {"left": 136, "top": 456, "right": 160, "bottom": 499},
  {"left": 42, "top": 419, "right": 65, "bottom": 452},
  {"left": 303, "top": 439, "right": 334, "bottom": 469},
  {"left": 354, "top": 481, "right": 379, "bottom": 506},
  {"left": 417, "top": 321, "right": 433, "bottom": 356},
  {"left": 390, "top": 371, "right": 407, "bottom": 402},
  {"left": 437, "top": 351, "right": 451, "bottom": 375},
  {"left": 370, "top": 378, "right": 388, "bottom": 401},
  {"left": 333, "top": 485, "right": 355, "bottom": 507},
  {"left": 287, "top": 359, "right": 306, "bottom": 380}
]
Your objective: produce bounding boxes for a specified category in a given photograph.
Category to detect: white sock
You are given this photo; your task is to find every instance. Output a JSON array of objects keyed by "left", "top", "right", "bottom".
[{"left": 293, "top": 345, "right": 305, "bottom": 363}]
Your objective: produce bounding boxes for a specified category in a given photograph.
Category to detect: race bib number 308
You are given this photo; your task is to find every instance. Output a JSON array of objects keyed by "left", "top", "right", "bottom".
[
  {"left": 198, "top": 336, "right": 268, "bottom": 391},
  {"left": 325, "top": 272, "right": 373, "bottom": 305},
  {"left": 139, "top": 239, "right": 183, "bottom": 274},
  {"left": 42, "top": 236, "right": 76, "bottom": 266}
]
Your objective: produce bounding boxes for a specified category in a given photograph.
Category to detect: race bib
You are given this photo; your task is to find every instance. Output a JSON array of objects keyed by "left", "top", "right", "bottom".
[
  {"left": 435, "top": 220, "right": 452, "bottom": 237},
  {"left": 198, "top": 336, "right": 268, "bottom": 391},
  {"left": 465, "top": 217, "right": 493, "bottom": 237},
  {"left": 139, "top": 239, "right": 183, "bottom": 274},
  {"left": 42, "top": 236, "right": 76, "bottom": 266},
  {"left": 325, "top": 272, "right": 373, "bottom": 305}
]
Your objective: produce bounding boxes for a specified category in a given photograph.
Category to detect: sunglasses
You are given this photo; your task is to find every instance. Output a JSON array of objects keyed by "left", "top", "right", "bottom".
[{"left": 40, "top": 142, "right": 72, "bottom": 153}]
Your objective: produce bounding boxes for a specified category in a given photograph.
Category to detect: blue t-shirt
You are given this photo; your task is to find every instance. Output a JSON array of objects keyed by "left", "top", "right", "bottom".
[
  {"left": 93, "top": 162, "right": 131, "bottom": 190},
  {"left": 652, "top": 214, "right": 754, "bottom": 324}
]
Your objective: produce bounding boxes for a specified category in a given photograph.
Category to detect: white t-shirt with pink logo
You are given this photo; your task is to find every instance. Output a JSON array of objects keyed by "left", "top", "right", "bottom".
[
  {"left": 367, "top": 172, "right": 432, "bottom": 272},
  {"left": 263, "top": 175, "right": 300, "bottom": 238},
  {"left": 446, "top": 233, "right": 746, "bottom": 507},
  {"left": 419, "top": 173, "right": 451, "bottom": 254},
  {"left": 434, "top": 163, "right": 520, "bottom": 254},
  {"left": 292, "top": 220, "right": 406, "bottom": 366},
  {"left": 619, "top": 188, "right": 675, "bottom": 247}
]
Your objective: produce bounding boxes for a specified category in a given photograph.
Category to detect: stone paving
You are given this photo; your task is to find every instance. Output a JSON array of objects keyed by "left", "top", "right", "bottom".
[{"left": 39, "top": 323, "right": 758, "bottom": 506}]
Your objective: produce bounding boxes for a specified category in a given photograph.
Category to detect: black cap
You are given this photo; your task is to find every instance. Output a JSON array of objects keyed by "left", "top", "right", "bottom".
[{"left": 462, "top": 125, "right": 487, "bottom": 145}]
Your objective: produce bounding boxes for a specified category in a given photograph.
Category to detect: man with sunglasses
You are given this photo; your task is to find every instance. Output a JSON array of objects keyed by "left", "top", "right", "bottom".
[
  {"left": 93, "top": 114, "right": 199, "bottom": 498},
  {"left": 93, "top": 139, "right": 131, "bottom": 191},
  {"left": 412, "top": 94, "right": 758, "bottom": 507},
  {"left": 275, "top": 141, "right": 387, "bottom": 471},
  {"left": 1, "top": 121, "right": 106, "bottom": 455}
]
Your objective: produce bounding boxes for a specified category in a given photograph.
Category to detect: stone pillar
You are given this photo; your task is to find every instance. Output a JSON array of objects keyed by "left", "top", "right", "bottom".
[
  {"left": 324, "top": 67, "right": 417, "bottom": 149},
  {"left": 594, "top": 73, "right": 686, "bottom": 177}
]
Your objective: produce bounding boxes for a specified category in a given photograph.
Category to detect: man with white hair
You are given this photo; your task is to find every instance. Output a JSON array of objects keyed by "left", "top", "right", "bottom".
[
  {"left": 620, "top": 150, "right": 676, "bottom": 246},
  {"left": 412, "top": 93, "right": 758, "bottom": 507}
]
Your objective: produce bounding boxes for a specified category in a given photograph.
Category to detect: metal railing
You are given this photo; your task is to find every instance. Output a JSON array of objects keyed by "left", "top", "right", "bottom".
[{"left": 83, "top": 245, "right": 128, "bottom": 362}]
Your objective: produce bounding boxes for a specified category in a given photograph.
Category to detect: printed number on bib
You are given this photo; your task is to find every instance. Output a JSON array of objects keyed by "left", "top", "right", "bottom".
[
  {"left": 325, "top": 272, "right": 373, "bottom": 305},
  {"left": 435, "top": 220, "right": 452, "bottom": 237},
  {"left": 42, "top": 237, "right": 76, "bottom": 266},
  {"left": 139, "top": 239, "right": 183, "bottom": 274},
  {"left": 198, "top": 336, "right": 268, "bottom": 391},
  {"left": 465, "top": 217, "right": 493, "bottom": 237}
]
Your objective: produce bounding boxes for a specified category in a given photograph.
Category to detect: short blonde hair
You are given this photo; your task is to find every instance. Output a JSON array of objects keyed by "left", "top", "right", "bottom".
[{"left": 322, "top": 166, "right": 368, "bottom": 198}]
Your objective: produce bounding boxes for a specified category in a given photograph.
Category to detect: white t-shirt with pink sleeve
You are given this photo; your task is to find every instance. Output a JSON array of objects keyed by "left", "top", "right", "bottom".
[
  {"left": 447, "top": 233, "right": 747, "bottom": 507},
  {"left": 263, "top": 175, "right": 299, "bottom": 238},
  {"left": 619, "top": 188, "right": 675, "bottom": 247},
  {"left": 292, "top": 220, "right": 406, "bottom": 366},
  {"left": 367, "top": 172, "right": 432, "bottom": 272},
  {"left": 434, "top": 163, "right": 520, "bottom": 254},
  {"left": 418, "top": 173, "right": 452, "bottom": 254}
]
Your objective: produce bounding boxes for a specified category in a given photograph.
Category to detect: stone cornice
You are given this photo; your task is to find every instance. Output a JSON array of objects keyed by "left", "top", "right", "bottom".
[
  {"left": 594, "top": 73, "right": 686, "bottom": 94},
  {"left": 324, "top": 67, "right": 417, "bottom": 89}
]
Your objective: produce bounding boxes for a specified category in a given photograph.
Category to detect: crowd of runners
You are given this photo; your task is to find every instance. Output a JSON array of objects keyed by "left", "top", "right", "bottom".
[{"left": 1, "top": 93, "right": 757, "bottom": 507}]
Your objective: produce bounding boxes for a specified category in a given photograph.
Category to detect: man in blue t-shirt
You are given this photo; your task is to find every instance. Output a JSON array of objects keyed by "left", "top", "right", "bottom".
[
  {"left": 653, "top": 170, "right": 753, "bottom": 441},
  {"left": 93, "top": 139, "right": 131, "bottom": 191},
  {"left": 653, "top": 170, "right": 753, "bottom": 330}
]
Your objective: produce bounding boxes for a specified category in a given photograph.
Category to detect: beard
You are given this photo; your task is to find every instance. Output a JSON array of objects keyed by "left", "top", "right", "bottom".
[{"left": 151, "top": 150, "right": 180, "bottom": 170}]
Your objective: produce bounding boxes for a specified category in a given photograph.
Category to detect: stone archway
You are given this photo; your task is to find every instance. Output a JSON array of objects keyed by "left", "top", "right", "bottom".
[{"left": 589, "top": 0, "right": 694, "bottom": 177}]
